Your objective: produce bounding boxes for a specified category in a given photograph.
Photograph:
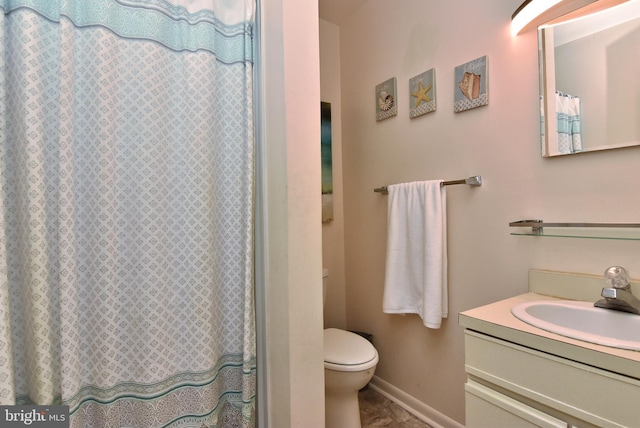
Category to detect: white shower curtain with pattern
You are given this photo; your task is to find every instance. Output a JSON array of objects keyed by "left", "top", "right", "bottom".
[
  {"left": 0, "top": 0, "right": 256, "bottom": 426},
  {"left": 556, "top": 91, "right": 583, "bottom": 154}
]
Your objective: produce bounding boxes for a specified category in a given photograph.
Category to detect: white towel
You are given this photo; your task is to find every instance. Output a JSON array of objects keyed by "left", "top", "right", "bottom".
[{"left": 382, "top": 180, "right": 448, "bottom": 329}]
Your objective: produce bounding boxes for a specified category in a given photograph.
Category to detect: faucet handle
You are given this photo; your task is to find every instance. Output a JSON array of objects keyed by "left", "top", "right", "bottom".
[
  {"left": 604, "top": 266, "right": 631, "bottom": 289},
  {"left": 601, "top": 287, "right": 618, "bottom": 299}
]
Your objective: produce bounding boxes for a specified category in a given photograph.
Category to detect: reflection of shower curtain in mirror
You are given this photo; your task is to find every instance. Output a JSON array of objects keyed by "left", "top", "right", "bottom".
[
  {"left": 556, "top": 91, "right": 583, "bottom": 154},
  {"left": 0, "top": 1, "right": 256, "bottom": 426}
]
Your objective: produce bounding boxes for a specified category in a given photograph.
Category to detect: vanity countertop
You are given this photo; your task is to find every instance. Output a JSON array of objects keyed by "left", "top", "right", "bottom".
[{"left": 459, "top": 292, "right": 640, "bottom": 381}]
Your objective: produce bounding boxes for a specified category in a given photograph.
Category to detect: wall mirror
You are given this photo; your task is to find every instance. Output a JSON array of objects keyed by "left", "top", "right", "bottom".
[{"left": 539, "top": 0, "right": 640, "bottom": 157}]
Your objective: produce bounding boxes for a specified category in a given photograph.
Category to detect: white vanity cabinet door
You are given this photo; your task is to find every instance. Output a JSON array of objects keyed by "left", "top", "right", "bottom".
[
  {"left": 465, "top": 380, "right": 567, "bottom": 428},
  {"left": 464, "top": 330, "right": 640, "bottom": 428}
]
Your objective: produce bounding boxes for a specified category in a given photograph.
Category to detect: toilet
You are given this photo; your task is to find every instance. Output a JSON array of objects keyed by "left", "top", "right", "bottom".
[{"left": 323, "top": 269, "right": 379, "bottom": 428}]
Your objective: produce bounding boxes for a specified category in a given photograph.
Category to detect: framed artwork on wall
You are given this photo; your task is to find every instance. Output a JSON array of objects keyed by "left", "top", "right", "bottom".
[
  {"left": 454, "top": 55, "right": 489, "bottom": 112},
  {"left": 409, "top": 68, "right": 436, "bottom": 118},
  {"left": 375, "top": 77, "right": 398, "bottom": 121},
  {"left": 321, "top": 101, "right": 334, "bottom": 223}
]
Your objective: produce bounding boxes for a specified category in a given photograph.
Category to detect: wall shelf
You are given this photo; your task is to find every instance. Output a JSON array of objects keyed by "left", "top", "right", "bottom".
[{"left": 509, "top": 220, "right": 640, "bottom": 241}]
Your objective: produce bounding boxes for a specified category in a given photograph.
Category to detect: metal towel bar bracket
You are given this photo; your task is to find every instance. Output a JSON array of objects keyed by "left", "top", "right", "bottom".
[{"left": 374, "top": 175, "right": 482, "bottom": 194}]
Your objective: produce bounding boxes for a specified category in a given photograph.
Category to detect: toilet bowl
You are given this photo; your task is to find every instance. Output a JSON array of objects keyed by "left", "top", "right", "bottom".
[{"left": 324, "top": 328, "right": 379, "bottom": 428}]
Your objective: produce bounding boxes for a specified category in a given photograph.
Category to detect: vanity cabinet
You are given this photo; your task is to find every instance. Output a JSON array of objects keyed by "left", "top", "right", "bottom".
[{"left": 464, "top": 330, "right": 640, "bottom": 428}]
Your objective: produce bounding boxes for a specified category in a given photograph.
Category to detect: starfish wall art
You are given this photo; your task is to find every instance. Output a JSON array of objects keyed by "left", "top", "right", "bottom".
[{"left": 409, "top": 68, "right": 436, "bottom": 118}]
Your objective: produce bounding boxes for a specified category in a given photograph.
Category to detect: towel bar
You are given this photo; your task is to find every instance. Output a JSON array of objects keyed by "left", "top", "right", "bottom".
[{"left": 374, "top": 175, "right": 482, "bottom": 194}]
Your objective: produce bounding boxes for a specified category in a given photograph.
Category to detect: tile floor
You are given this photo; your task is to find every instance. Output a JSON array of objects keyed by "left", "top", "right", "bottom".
[{"left": 358, "top": 387, "right": 434, "bottom": 428}]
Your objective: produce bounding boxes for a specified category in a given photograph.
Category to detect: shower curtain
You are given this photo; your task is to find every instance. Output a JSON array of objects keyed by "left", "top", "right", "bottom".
[
  {"left": 556, "top": 91, "right": 583, "bottom": 154},
  {"left": 0, "top": 0, "right": 256, "bottom": 426}
]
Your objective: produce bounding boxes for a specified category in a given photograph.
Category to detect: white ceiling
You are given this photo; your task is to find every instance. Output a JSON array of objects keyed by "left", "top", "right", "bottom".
[{"left": 319, "top": 0, "right": 369, "bottom": 24}]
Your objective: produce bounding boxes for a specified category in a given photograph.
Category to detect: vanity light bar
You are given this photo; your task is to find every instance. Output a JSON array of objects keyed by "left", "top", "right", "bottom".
[
  {"left": 512, "top": 0, "right": 563, "bottom": 36},
  {"left": 510, "top": 0, "right": 607, "bottom": 36}
]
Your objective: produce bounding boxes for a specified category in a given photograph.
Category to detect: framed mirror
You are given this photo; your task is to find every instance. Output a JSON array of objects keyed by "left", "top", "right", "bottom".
[{"left": 539, "top": 0, "right": 640, "bottom": 157}]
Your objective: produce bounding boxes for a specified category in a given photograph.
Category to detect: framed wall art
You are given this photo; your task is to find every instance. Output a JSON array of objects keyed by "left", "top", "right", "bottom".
[
  {"left": 409, "top": 68, "right": 436, "bottom": 118},
  {"left": 321, "top": 101, "right": 334, "bottom": 223},
  {"left": 454, "top": 55, "right": 489, "bottom": 112},
  {"left": 375, "top": 77, "right": 398, "bottom": 121}
]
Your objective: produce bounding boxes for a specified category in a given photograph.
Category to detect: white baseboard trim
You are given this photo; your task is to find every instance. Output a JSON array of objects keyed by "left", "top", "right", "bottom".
[{"left": 368, "top": 376, "right": 464, "bottom": 428}]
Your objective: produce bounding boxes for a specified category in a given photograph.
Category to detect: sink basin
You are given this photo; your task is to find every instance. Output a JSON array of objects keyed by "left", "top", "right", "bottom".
[{"left": 511, "top": 300, "right": 640, "bottom": 351}]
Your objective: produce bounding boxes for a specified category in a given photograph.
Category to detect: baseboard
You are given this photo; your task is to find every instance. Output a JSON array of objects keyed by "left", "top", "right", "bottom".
[{"left": 368, "top": 376, "right": 464, "bottom": 428}]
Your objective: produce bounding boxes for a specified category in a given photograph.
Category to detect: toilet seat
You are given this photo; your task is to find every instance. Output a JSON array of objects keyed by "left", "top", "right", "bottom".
[{"left": 324, "top": 328, "right": 379, "bottom": 372}]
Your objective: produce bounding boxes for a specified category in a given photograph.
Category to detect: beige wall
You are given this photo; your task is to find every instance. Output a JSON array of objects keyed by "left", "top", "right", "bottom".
[
  {"left": 321, "top": 0, "right": 640, "bottom": 424},
  {"left": 320, "top": 19, "right": 347, "bottom": 329}
]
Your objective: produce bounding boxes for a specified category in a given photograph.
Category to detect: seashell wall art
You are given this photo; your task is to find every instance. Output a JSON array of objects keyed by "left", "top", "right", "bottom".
[
  {"left": 375, "top": 77, "right": 398, "bottom": 121},
  {"left": 454, "top": 55, "right": 489, "bottom": 112}
]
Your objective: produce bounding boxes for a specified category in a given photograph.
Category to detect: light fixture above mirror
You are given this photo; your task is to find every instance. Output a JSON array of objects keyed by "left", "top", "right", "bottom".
[
  {"left": 512, "top": 0, "right": 562, "bottom": 36},
  {"left": 511, "top": 0, "right": 629, "bottom": 36}
]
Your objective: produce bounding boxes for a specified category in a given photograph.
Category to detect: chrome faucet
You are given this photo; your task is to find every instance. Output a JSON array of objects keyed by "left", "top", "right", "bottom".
[{"left": 594, "top": 266, "right": 640, "bottom": 315}]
